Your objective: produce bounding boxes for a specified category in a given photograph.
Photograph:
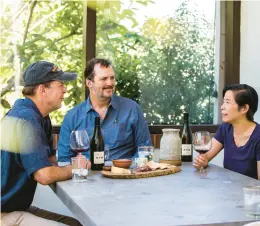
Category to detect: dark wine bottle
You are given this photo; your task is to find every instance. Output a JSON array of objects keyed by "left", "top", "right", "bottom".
[
  {"left": 90, "top": 117, "right": 105, "bottom": 170},
  {"left": 181, "top": 113, "right": 193, "bottom": 162}
]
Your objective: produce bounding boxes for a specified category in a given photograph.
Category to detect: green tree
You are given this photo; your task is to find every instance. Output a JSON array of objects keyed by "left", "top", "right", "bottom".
[
  {"left": 95, "top": 0, "right": 153, "bottom": 103},
  {"left": 96, "top": 0, "right": 215, "bottom": 124},
  {"left": 1, "top": 0, "right": 216, "bottom": 125},
  {"left": 138, "top": 0, "right": 215, "bottom": 124},
  {"left": 1, "top": 1, "right": 84, "bottom": 124}
]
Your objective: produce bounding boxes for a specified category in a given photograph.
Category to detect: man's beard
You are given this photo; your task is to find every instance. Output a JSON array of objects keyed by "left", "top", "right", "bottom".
[{"left": 98, "top": 86, "right": 113, "bottom": 99}]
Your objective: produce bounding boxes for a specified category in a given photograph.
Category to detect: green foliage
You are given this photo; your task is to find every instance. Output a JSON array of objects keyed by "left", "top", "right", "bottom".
[
  {"left": 96, "top": 0, "right": 216, "bottom": 124},
  {"left": 1, "top": 1, "right": 84, "bottom": 124},
  {"left": 1, "top": 0, "right": 216, "bottom": 125},
  {"left": 114, "top": 54, "right": 140, "bottom": 102}
]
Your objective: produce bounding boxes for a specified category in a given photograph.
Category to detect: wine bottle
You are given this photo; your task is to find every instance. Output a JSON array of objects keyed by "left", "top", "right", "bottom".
[
  {"left": 181, "top": 113, "right": 193, "bottom": 162},
  {"left": 90, "top": 117, "right": 105, "bottom": 170}
]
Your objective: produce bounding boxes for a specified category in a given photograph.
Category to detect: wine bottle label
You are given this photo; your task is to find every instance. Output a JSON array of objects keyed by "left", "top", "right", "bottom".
[
  {"left": 182, "top": 144, "right": 192, "bottom": 156},
  {"left": 94, "top": 152, "right": 104, "bottom": 164}
]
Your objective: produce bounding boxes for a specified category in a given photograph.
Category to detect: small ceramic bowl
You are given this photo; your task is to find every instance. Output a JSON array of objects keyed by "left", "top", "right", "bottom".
[{"left": 112, "top": 159, "right": 132, "bottom": 169}]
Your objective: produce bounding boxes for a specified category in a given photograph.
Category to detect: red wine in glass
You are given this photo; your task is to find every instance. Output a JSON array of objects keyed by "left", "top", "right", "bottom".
[
  {"left": 194, "top": 131, "right": 212, "bottom": 173},
  {"left": 70, "top": 130, "right": 90, "bottom": 157},
  {"left": 195, "top": 148, "right": 210, "bottom": 155},
  {"left": 73, "top": 148, "right": 86, "bottom": 155}
]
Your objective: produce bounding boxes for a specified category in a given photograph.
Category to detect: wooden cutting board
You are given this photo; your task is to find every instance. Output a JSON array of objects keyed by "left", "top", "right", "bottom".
[{"left": 100, "top": 166, "right": 181, "bottom": 179}]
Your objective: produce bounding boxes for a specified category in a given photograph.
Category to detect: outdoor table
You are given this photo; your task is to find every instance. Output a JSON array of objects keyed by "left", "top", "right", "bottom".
[{"left": 51, "top": 163, "right": 260, "bottom": 226}]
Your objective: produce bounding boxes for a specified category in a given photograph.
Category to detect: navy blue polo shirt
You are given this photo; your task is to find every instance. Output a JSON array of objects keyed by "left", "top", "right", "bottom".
[
  {"left": 1, "top": 98, "right": 53, "bottom": 212},
  {"left": 214, "top": 122, "right": 260, "bottom": 179}
]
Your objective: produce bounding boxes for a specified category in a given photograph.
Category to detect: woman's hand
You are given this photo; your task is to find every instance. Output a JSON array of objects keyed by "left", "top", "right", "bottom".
[{"left": 193, "top": 154, "right": 209, "bottom": 170}]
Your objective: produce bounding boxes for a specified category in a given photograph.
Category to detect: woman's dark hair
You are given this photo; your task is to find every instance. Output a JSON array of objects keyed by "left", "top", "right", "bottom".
[
  {"left": 223, "top": 84, "right": 258, "bottom": 121},
  {"left": 84, "top": 58, "right": 112, "bottom": 81}
]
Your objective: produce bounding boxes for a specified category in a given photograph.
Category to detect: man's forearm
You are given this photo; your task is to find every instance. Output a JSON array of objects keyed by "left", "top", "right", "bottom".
[
  {"left": 34, "top": 165, "right": 72, "bottom": 185},
  {"left": 50, "top": 165, "right": 72, "bottom": 182}
]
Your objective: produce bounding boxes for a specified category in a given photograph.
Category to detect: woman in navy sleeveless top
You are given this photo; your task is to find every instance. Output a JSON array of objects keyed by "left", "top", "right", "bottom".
[{"left": 193, "top": 84, "right": 260, "bottom": 179}]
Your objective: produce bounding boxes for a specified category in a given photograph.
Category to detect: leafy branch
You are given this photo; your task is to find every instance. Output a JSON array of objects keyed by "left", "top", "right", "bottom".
[{"left": 23, "top": 1, "right": 37, "bottom": 44}]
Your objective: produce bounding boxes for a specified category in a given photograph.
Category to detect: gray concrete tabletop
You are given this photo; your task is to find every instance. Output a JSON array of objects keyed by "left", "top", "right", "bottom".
[{"left": 51, "top": 163, "right": 260, "bottom": 226}]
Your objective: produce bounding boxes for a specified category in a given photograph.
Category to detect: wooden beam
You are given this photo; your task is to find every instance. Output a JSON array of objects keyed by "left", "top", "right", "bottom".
[
  {"left": 53, "top": 124, "right": 220, "bottom": 135},
  {"left": 84, "top": 3, "right": 96, "bottom": 99},
  {"left": 225, "top": 0, "right": 241, "bottom": 85}
]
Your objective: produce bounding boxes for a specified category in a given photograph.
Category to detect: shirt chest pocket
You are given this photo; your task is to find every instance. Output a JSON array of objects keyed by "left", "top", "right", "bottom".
[{"left": 104, "top": 123, "right": 130, "bottom": 146}]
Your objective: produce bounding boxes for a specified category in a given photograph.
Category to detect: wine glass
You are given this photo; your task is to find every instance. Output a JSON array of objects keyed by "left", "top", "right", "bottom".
[
  {"left": 70, "top": 130, "right": 90, "bottom": 157},
  {"left": 193, "top": 131, "right": 212, "bottom": 173},
  {"left": 103, "top": 145, "right": 111, "bottom": 166},
  {"left": 138, "top": 146, "right": 154, "bottom": 161},
  {"left": 104, "top": 145, "right": 110, "bottom": 161},
  {"left": 135, "top": 146, "right": 154, "bottom": 168}
]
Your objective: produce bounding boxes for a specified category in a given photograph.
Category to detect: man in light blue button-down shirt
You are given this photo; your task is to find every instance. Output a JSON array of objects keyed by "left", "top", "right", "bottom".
[{"left": 58, "top": 58, "right": 151, "bottom": 162}]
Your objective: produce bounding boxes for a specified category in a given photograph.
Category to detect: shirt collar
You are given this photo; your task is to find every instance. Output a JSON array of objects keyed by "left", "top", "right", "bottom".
[
  {"left": 110, "top": 95, "right": 119, "bottom": 110},
  {"left": 85, "top": 94, "right": 119, "bottom": 114},
  {"left": 85, "top": 97, "right": 92, "bottom": 113},
  {"left": 24, "top": 97, "right": 44, "bottom": 118}
]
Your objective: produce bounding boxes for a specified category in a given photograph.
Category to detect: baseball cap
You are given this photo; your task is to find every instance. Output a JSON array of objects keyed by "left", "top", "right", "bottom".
[{"left": 23, "top": 60, "right": 78, "bottom": 86}]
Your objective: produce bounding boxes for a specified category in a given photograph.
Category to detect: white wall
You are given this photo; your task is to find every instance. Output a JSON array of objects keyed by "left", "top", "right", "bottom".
[{"left": 240, "top": 1, "right": 260, "bottom": 123}]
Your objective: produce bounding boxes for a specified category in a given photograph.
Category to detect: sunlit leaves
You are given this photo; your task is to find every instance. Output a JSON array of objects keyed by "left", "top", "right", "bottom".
[
  {"left": 1, "top": 0, "right": 215, "bottom": 125},
  {"left": 97, "top": 0, "right": 215, "bottom": 124},
  {"left": 1, "top": 1, "right": 84, "bottom": 123},
  {"left": 1, "top": 99, "right": 11, "bottom": 109}
]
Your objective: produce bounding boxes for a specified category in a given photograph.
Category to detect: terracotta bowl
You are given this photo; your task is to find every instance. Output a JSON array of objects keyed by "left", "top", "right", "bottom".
[{"left": 112, "top": 159, "right": 132, "bottom": 169}]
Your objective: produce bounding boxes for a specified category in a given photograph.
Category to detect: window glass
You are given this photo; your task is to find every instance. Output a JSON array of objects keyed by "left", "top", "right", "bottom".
[{"left": 96, "top": 0, "right": 216, "bottom": 124}]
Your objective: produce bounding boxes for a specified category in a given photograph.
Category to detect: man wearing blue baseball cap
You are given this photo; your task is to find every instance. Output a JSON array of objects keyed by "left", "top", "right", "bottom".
[{"left": 1, "top": 61, "right": 82, "bottom": 225}]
